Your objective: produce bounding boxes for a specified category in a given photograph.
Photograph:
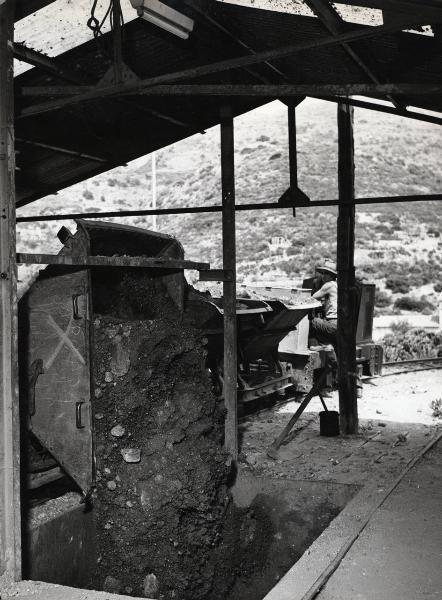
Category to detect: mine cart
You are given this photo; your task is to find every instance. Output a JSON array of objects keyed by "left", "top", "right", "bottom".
[
  {"left": 244, "top": 282, "right": 383, "bottom": 393},
  {"left": 187, "top": 292, "right": 320, "bottom": 403},
  {"left": 20, "top": 220, "right": 189, "bottom": 497}
]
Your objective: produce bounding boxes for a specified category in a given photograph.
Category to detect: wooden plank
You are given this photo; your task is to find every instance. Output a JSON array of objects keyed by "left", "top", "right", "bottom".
[
  {"left": 16, "top": 253, "right": 210, "bottom": 271},
  {"left": 0, "top": 0, "right": 21, "bottom": 580},
  {"left": 16, "top": 15, "right": 431, "bottom": 118},
  {"left": 220, "top": 105, "right": 238, "bottom": 460},
  {"left": 337, "top": 102, "right": 358, "bottom": 435}
]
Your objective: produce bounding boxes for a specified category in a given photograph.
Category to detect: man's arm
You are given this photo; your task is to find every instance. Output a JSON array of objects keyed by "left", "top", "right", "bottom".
[{"left": 312, "top": 281, "right": 332, "bottom": 300}]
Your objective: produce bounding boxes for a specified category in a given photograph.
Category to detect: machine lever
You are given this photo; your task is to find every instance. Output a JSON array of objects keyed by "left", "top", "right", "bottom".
[
  {"left": 76, "top": 401, "right": 86, "bottom": 429},
  {"left": 29, "top": 358, "right": 44, "bottom": 417}
]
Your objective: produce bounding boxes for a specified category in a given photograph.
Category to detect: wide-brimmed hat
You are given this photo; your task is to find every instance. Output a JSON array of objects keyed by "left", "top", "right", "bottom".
[{"left": 317, "top": 260, "right": 337, "bottom": 276}]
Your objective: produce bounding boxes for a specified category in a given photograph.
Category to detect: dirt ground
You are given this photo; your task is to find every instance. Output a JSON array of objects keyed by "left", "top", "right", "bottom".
[{"left": 238, "top": 370, "right": 441, "bottom": 488}]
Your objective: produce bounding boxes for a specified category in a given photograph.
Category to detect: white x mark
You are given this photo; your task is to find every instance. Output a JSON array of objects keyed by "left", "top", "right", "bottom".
[{"left": 44, "top": 314, "right": 86, "bottom": 369}]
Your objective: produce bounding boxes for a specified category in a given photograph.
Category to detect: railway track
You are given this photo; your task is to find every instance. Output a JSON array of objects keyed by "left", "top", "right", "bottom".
[{"left": 382, "top": 357, "right": 442, "bottom": 376}]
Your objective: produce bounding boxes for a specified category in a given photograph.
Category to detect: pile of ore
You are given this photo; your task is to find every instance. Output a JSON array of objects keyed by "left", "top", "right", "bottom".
[{"left": 90, "top": 271, "right": 273, "bottom": 600}]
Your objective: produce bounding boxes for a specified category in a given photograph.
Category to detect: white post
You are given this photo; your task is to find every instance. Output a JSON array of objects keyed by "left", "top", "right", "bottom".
[{"left": 151, "top": 152, "right": 157, "bottom": 231}]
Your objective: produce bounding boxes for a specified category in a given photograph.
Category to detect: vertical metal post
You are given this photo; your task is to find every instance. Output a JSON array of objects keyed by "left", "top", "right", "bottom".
[
  {"left": 337, "top": 102, "right": 358, "bottom": 434},
  {"left": 288, "top": 103, "right": 297, "bottom": 216},
  {"left": 112, "top": 0, "right": 123, "bottom": 84},
  {"left": 0, "top": 0, "right": 22, "bottom": 580},
  {"left": 220, "top": 105, "right": 238, "bottom": 460}
]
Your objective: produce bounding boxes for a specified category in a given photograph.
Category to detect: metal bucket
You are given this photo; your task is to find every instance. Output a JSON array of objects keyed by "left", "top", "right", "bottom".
[{"left": 319, "top": 410, "right": 340, "bottom": 436}]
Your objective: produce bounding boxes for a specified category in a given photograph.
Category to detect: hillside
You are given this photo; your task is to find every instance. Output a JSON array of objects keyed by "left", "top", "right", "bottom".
[{"left": 17, "top": 99, "right": 442, "bottom": 316}]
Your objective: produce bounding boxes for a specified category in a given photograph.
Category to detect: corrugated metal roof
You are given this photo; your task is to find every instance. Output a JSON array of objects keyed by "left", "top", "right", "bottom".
[{"left": 13, "top": 0, "right": 442, "bottom": 208}]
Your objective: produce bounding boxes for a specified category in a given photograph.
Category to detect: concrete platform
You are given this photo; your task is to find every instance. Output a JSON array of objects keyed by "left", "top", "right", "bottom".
[
  {"left": 317, "top": 438, "right": 442, "bottom": 600},
  {"left": 263, "top": 433, "right": 442, "bottom": 600},
  {"left": 0, "top": 579, "right": 147, "bottom": 600}
]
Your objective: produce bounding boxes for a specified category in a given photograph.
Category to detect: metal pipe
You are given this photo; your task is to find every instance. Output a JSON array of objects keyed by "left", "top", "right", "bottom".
[
  {"left": 16, "top": 194, "right": 442, "bottom": 223},
  {"left": 220, "top": 105, "right": 238, "bottom": 460}
]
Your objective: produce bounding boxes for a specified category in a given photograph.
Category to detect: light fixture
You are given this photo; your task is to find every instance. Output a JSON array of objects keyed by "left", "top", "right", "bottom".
[{"left": 130, "top": 0, "right": 194, "bottom": 39}]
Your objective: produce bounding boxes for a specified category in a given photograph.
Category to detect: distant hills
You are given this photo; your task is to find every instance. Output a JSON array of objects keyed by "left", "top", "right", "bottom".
[{"left": 17, "top": 99, "right": 442, "bottom": 316}]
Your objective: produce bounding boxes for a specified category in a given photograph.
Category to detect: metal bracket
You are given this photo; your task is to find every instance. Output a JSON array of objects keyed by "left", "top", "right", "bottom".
[
  {"left": 72, "top": 294, "right": 83, "bottom": 320},
  {"left": 29, "top": 358, "right": 44, "bottom": 417},
  {"left": 199, "top": 269, "right": 233, "bottom": 282},
  {"left": 76, "top": 401, "right": 86, "bottom": 429}
]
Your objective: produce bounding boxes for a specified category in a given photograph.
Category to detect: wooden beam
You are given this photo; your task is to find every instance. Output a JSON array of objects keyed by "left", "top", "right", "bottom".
[
  {"left": 220, "top": 105, "right": 238, "bottom": 461},
  {"left": 16, "top": 15, "right": 431, "bottom": 117},
  {"left": 185, "top": 3, "right": 290, "bottom": 83},
  {"left": 303, "top": 0, "right": 404, "bottom": 109},
  {"left": 0, "top": 0, "right": 21, "bottom": 580},
  {"left": 13, "top": 43, "right": 85, "bottom": 84},
  {"left": 20, "top": 82, "right": 442, "bottom": 99},
  {"left": 332, "top": 0, "right": 442, "bottom": 21},
  {"left": 15, "top": 138, "right": 108, "bottom": 163},
  {"left": 15, "top": 193, "right": 442, "bottom": 222},
  {"left": 315, "top": 95, "right": 442, "bottom": 126},
  {"left": 16, "top": 253, "right": 209, "bottom": 271},
  {"left": 337, "top": 102, "right": 358, "bottom": 435}
]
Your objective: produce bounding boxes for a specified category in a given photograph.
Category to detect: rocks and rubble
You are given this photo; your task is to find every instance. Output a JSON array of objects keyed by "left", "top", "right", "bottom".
[{"left": 90, "top": 270, "right": 273, "bottom": 600}]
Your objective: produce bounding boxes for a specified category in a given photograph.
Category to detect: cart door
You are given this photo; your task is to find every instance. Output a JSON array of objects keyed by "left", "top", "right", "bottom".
[{"left": 27, "top": 269, "right": 93, "bottom": 494}]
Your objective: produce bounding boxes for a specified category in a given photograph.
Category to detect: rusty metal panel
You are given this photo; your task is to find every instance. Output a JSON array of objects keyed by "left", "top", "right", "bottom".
[{"left": 27, "top": 270, "right": 93, "bottom": 494}]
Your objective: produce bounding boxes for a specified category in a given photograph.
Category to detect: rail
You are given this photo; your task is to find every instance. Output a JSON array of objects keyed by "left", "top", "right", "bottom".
[{"left": 382, "top": 357, "right": 442, "bottom": 376}]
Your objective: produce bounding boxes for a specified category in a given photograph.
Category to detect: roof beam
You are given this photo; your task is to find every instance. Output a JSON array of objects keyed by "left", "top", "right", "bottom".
[
  {"left": 303, "top": 0, "right": 404, "bottom": 109},
  {"left": 332, "top": 0, "right": 442, "bottom": 21},
  {"left": 15, "top": 138, "right": 108, "bottom": 163},
  {"left": 13, "top": 48, "right": 193, "bottom": 129},
  {"left": 20, "top": 83, "right": 442, "bottom": 98},
  {"left": 186, "top": 2, "right": 290, "bottom": 83},
  {"left": 314, "top": 95, "right": 442, "bottom": 126},
  {"left": 13, "top": 43, "right": 86, "bottom": 84},
  {"left": 15, "top": 16, "right": 433, "bottom": 118}
]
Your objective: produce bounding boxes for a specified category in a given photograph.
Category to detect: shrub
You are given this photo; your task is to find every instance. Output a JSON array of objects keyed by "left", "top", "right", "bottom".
[
  {"left": 375, "top": 290, "right": 391, "bottom": 308},
  {"left": 385, "top": 277, "right": 410, "bottom": 294},
  {"left": 382, "top": 328, "right": 441, "bottom": 361},
  {"left": 82, "top": 189, "right": 93, "bottom": 200},
  {"left": 434, "top": 282, "right": 442, "bottom": 293},
  {"left": 431, "top": 399, "right": 442, "bottom": 419},
  {"left": 393, "top": 296, "right": 434, "bottom": 312}
]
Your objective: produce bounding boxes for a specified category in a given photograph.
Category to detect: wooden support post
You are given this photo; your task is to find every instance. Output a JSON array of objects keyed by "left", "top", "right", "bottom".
[
  {"left": 220, "top": 105, "right": 238, "bottom": 460},
  {"left": 288, "top": 104, "right": 297, "bottom": 216},
  {"left": 0, "top": 0, "right": 22, "bottom": 580},
  {"left": 337, "top": 102, "right": 358, "bottom": 434}
]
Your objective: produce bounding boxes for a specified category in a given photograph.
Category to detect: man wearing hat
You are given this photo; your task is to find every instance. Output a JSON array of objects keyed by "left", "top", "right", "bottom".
[{"left": 310, "top": 260, "right": 338, "bottom": 350}]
